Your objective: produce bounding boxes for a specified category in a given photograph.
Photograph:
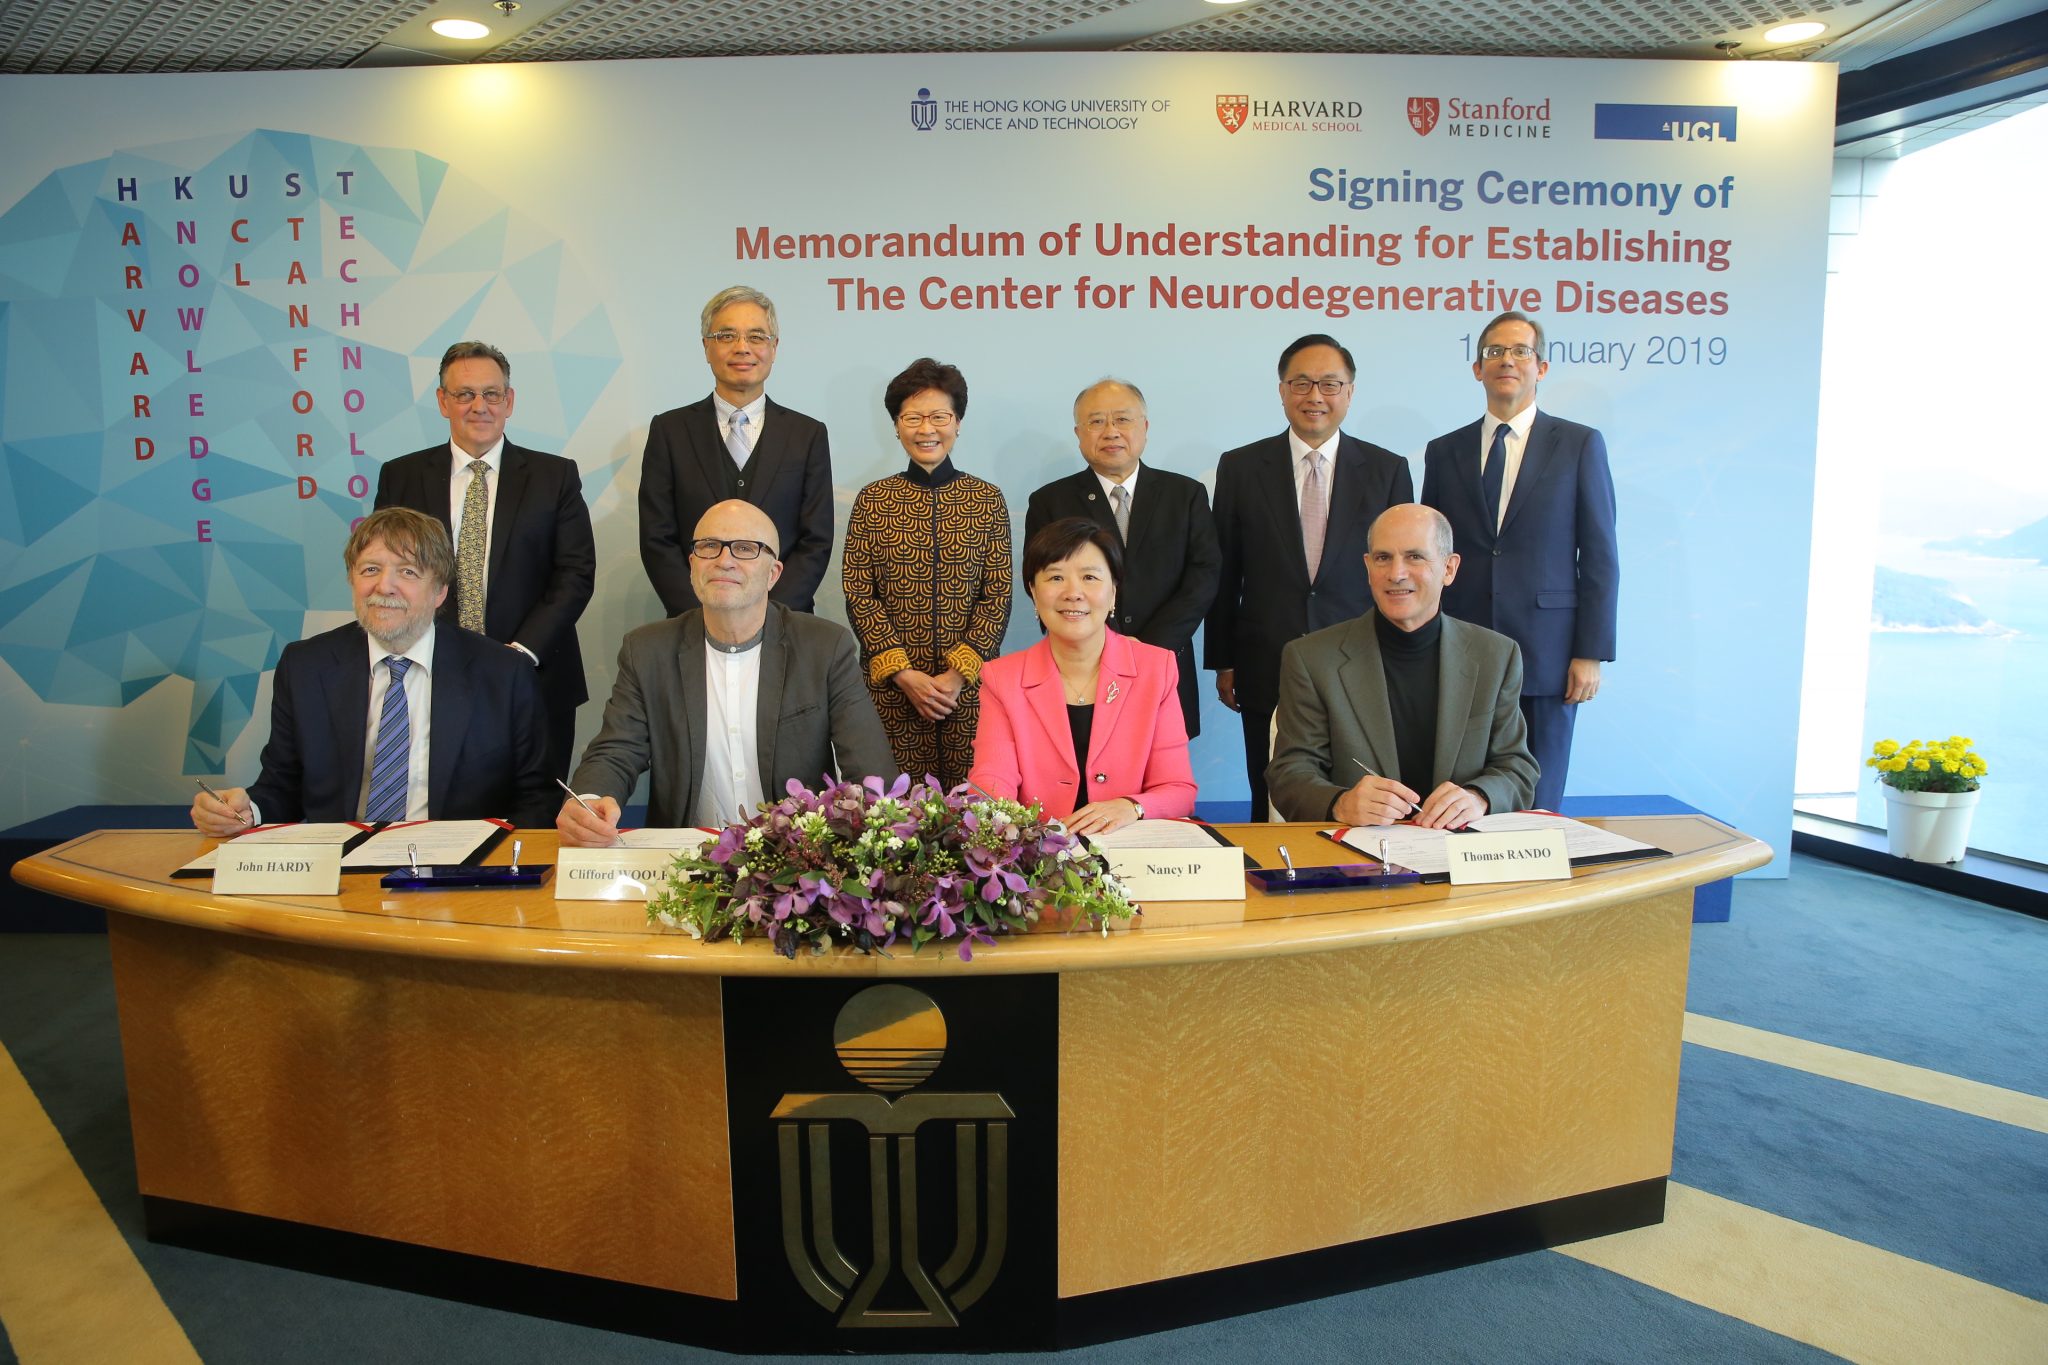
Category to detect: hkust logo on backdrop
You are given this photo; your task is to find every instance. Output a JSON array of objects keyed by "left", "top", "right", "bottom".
[
  {"left": 0, "top": 129, "right": 621, "bottom": 772},
  {"left": 909, "top": 86, "right": 1167, "bottom": 133}
]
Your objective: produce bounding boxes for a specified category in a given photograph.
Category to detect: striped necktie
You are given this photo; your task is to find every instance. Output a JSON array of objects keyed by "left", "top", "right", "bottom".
[
  {"left": 726, "top": 409, "right": 750, "bottom": 468},
  {"left": 1110, "top": 483, "right": 1130, "bottom": 542},
  {"left": 365, "top": 656, "right": 412, "bottom": 822}
]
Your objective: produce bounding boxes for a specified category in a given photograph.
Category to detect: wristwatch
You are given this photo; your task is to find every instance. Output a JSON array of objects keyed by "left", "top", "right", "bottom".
[{"left": 1128, "top": 798, "right": 1146, "bottom": 820}]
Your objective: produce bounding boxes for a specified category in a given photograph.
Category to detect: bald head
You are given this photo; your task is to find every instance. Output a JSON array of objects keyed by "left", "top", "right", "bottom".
[
  {"left": 689, "top": 499, "right": 783, "bottom": 633},
  {"left": 694, "top": 498, "right": 780, "bottom": 556}
]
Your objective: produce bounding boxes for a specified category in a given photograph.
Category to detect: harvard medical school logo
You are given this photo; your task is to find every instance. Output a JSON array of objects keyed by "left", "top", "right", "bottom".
[
  {"left": 1408, "top": 97, "right": 1439, "bottom": 136},
  {"left": 1595, "top": 103, "right": 1738, "bottom": 143},
  {"left": 1214, "top": 94, "right": 1362, "bottom": 133},
  {"left": 774, "top": 986, "right": 1012, "bottom": 1328},
  {"left": 1217, "top": 94, "right": 1248, "bottom": 133}
]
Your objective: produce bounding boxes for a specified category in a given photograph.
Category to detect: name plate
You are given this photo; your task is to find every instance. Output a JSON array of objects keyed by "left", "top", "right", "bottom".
[
  {"left": 1444, "top": 829, "right": 1570, "bottom": 884},
  {"left": 213, "top": 843, "right": 341, "bottom": 895},
  {"left": 554, "top": 847, "right": 682, "bottom": 901},
  {"left": 1097, "top": 846, "right": 1245, "bottom": 902}
]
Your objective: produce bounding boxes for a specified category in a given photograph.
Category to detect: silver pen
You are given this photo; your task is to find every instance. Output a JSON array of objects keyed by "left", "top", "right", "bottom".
[
  {"left": 193, "top": 778, "right": 256, "bottom": 828},
  {"left": 555, "top": 777, "right": 601, "bottom": 818},
  {"left": 1352, "top": 757, "right": 1421, "bottom": 816}
]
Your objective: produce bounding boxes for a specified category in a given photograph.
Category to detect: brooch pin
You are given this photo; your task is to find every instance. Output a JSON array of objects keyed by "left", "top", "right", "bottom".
[{"left": 1105, "top": 680, "right": 1121, "bottom": 704}]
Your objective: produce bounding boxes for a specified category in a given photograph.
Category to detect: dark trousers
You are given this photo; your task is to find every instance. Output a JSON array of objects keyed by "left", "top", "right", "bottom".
[
  {"left": 545, "top": 702, "right": 579, "bottom": 786},
  {"left": 1240, "top": 701, "right": 1276, "bottom": 822},
  {"left": 1519, "top": 693, "right": 1577, "bottom": 812}
]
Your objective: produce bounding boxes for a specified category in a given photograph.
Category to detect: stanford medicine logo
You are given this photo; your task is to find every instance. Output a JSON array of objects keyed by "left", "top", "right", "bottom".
[
  {"left": 1407, "top": 98, "right": 1439, "bottom": 136},
  {"left": 1406, "top": 94, "right": 1553, "bottom": 139},
  {"left": 1216, "top": 95, "right": 1248, "bottom": 133}
]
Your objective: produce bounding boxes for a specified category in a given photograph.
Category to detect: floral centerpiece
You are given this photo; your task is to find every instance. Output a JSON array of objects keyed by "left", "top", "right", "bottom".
[
  {"left": 1865, "top": 736, "right": 1988, "bottom": 864},
  {"left": 1864, "top": 736, "right": 1987, "bottom": 792},
  {"left": 646, "top": 775, "right": 1138, "bottom": 959}
]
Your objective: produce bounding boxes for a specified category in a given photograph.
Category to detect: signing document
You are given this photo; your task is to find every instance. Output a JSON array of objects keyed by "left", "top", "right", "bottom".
[
  {"left": 1330, "top": 812, "right": 1665, "bottom": 879},
  {"left": 341, "top": 819, "right": 506, "bottom": 869}
]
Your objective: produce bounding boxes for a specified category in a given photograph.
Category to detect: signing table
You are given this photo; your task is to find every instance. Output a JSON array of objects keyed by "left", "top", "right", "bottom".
[{"left": 13, "top": 816, "right": 1767, "bottom": 1351}]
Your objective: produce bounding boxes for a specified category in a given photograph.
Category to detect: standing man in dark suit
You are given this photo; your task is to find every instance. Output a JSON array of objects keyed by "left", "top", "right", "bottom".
[
  {"left": 1024, "top": 378, "right": 1219, "bottom": 738},
  {"left": 374, "top": 340, "right": 595, "bottom": 781},
  {"left": 639, "top": 285, "right": 833, "bottom": 616},
  {"left": 1206, "top": 334, "right": 1414, "bottom": 819},
  {"left": 1422, "top": 311, "right": 1618, "bottom": 811},
  {"left": 558, "top": 500, "right": 895, "bottom": 844},
  {"left": 189, "top": 508, "right": 555, "bottom": 833}
]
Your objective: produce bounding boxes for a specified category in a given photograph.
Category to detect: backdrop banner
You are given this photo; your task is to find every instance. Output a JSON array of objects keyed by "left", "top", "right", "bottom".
[{"left": 0, "top": 54, "right": 1835, "bottom": 871}]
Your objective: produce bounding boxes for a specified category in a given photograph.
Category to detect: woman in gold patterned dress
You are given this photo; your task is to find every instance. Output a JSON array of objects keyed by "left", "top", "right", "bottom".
[{"left": 843, "top": 358, "right": 1012, "bottom": 789}]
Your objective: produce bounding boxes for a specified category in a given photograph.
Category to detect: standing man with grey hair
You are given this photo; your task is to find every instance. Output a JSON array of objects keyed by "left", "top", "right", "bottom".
[
  {"left": 375, "top": 340, "right": 595, "bottom": 781},
  {"left": 1422, "top": 310, "right": 1617, "bottom": 811},
  {"left": 640, "top": 285, "right": 834, "bottom": 617}
]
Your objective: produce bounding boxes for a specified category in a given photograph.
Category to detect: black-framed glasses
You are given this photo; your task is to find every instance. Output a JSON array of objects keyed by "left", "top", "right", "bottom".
[
  {"left": 1284, "top": 378, "right": 1350, "bottom": 396},
  {"left": 1479, "top": 344, "right": 1540, "bottom": 361},
  {"left": 691, "top": 537, "right": 775, "bottom": 560}
]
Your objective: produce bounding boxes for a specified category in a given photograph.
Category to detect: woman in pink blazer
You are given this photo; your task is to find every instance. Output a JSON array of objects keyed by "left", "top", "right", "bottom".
[{"left": 969, "top": 517, "right": 1196, "bottom": 833}]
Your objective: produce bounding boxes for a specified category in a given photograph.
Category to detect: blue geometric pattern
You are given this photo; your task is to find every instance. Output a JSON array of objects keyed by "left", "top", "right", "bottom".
[{"left": 0, "top": 130, "right": 621, "bottom": 772}]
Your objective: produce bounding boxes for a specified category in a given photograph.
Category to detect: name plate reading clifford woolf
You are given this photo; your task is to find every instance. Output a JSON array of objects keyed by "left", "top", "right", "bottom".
[
  {"left": 212, "top": 843, "right": 341, "bottom": 895},
  {"left": 1444, "top": 828, "right": 1571, "bottom": 885},
  {"left": 553, "top": 847, "right": 683, "bottom": 901}
]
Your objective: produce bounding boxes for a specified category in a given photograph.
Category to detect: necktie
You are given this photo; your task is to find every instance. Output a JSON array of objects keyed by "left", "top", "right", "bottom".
[
  {"left": 1300, "top": 451, "right": 1328, "bottom": 580},
  {"left": 1482, "top": 422, "right": 1509, "bottom": 532},
  {"left": 1110, "top": 483, "right": 1130, "bottom": 542},
  {"left": 457, "top": 459, "right": 489, "bottom": 631},
  {"left": 726, "top": 409, "right": 750, "bottom": 468},
  {"left": 365, "top": 656, "right": 412, "bottom": 823}
]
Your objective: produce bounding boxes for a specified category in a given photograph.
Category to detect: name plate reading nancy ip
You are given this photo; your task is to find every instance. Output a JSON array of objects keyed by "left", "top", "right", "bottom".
[
  {"left": 212, "top": 843, "right": 341, "bottom": 896},
  {"left": 554, "top": 847, "right": 683, "bottom": 901},
  {"left": 1094, "top": 845, "right": 1246, "bottom": 902},
  {"left": 1444, "top": 828, "right": 1570, "bottom": 885}
]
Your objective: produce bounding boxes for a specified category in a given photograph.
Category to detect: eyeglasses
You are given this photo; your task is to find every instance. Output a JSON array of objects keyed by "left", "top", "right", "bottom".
[
  {"left": 442, "top": 387, "right": 510, "bottom": 407},
  {"left": 1479, "top": 344, "right": 1540, "bottom": 361},
  {"left": 703, "top": 330, "right": 777, "bottom": 348},
  {"left": 896, "top": 411, "right": 956, "bottom": 429},
  {"left": 1284, "top": 378, "right": 1350, "bottom": 396},
  {"left": 690, "top": 537, "right": 775, "bottom": 560},
  {"left": 1082, "top": 415, "right": 1140, "bottom": 432}
]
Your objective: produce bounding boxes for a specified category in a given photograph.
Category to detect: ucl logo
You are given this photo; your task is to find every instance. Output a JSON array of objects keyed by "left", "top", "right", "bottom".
[
  {"left": 1215, "top": 94, "right": 1247, "bottom": 134},
  {"left": 911, "top": 87, "right": 938, "bottom": 131},
  {"left": 772, "top": 985, "right": 1012, "bottom": 1328},
  {"left": 1407, "top": 97, "right": 1440, "bottom": 136}
]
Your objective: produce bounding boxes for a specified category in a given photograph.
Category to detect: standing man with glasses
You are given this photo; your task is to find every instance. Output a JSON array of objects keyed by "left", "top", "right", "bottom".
[
  {"left": 559, "top": 500, "right": 893, "bottom": 845},
  {"left": 1422, "top": 311, "right": 1618, "bottom": 811},
  {"left": 1024, "top": 378, "right": 1219, "bottom": 739},
  {"left": 639, "top": 285, "right": 834, "bottom": 617},
  {"left": 376, "top": 340, "right": 595, "bottom": 781},
  {"left": 1206, "top": 334, "right": 1413, "bottom": 820}
]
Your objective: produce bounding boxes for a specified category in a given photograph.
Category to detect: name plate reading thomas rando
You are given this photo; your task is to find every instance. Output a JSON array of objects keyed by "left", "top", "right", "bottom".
[
  {"left": 1444, "top": 828, "right": 1570, "bottom": 884},
  {"left": 554, "top": 847, "right": 685, "bottom": 901},
  {"left": 1085, "top": 821, "right": 1246, "bottom": 902},
  {"left": 212, "top": 843, "right": 341, "bottom": 895}
]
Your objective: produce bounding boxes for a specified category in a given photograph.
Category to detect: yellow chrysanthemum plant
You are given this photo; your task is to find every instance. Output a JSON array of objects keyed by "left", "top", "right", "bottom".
[{"left": 1864, "top": 736, "right": 1988, "bottom": 795}]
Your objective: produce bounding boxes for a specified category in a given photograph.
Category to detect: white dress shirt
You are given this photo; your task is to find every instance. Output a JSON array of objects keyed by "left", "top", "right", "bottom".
[
  {"left": 695, "top": 635, "right": 764, "bottom": 826},
  {"left": 1287, "top": 427, "right": 1342, "bottom": 514},
  {"left": 1478, "top": 404, "right": 1538, "bottom": 532},
  {"left": 359, "top": 627, "right": 436, "bottom": 822}
]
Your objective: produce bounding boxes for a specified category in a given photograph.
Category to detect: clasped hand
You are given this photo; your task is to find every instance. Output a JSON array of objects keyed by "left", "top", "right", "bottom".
[
  {"left": 1332, "top": 775, "right": 1485, "bottom": 829},
  {"left": 895, "top": 667, "right": 964, "bottom": 721}
]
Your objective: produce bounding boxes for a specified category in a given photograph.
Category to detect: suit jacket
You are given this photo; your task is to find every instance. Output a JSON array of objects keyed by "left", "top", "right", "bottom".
[
  {"left": 569, "top": 603, "right": 897, "bottom": 827},
  {"left": 968, "top": 633, "right": 1195, "bottom": 821},
  {"left": 1024, "top": 466, "right": 1219, "bottom": 737},
  {"left": 373, "top": 441, "right": 595, "bottom": 713},
  {"left": 1421, "top": 411, "right": 1618, "bottom": 696},
  {"left": 639, "top": 395, "right": 833, "bottom": 616},
  {"left": 1205, "top": 431, "right": 1414, "bottom": 713},
  {"left": 1266, "top": 613, "right": 1537, "bottom": 822},
  {"left": 246, "top": 621, "right": 556, "bottom": 827}
]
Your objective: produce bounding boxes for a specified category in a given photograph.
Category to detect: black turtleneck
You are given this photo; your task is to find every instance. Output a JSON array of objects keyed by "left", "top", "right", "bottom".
[
  {"left": 902, "top": 456, "right": 962, "bottom": 488},
  {"left": 1375, "top": 609, "right": 1442, "bottom": 796}
]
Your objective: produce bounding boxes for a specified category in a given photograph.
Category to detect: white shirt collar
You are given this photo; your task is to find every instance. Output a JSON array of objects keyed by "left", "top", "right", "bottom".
[
  {"left": 713, "top": 392, "right": 767, "bottom": 426},
  {"left": 449, "top": 438, "right": 504, "bottom": 471},
  {"left": 1486, "top": 404, "right": 1537, "bottom": 442},
  {"left": 367, "top": 620, "right": 437, "bottom": 676},
  {"left": 1093, "top": 464, "right": 1140, "bottom": 502},
  {"left": 1286, "top": 428, "right": 1342, "bottom": 464}
]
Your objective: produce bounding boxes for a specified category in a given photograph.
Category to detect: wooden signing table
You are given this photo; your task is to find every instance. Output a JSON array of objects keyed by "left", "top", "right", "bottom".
[{"left": 13, "top": 817, "right": 1768, "bottom": 1351}]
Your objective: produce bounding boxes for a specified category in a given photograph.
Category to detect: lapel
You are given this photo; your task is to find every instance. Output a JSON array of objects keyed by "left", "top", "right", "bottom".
[
  {"left": 1498, "top": 411, "right": 1553, "bottom": 539},
  {"left": 1324, "top": 435, "right": 1369, "bottom": 555},
  {"left": 426, "top": 623, "right": 469, "bottom": 814},
  {"left": 1084, "top": 631, "right": 1141, "bottom": 773},
  {"left": 689, "top": 398, "right": 731, "bottom": 498},
  {"left": 421, "top": 446, "right": 455, "bottom": 525},
  {"left": 329, "top": 626, "right": 372, "bottom": 812},
  {"left": 746, "top": 397, "right": 793, "bottom": 501},
  {"left": 754, "top": 606, "right": 785, "bottom": 786},
  {"left": 1260, "top": 437, "right": 1312, "bottom": 591},
  {"left": 679, "top": 612, "right": 710, "bottom": 807},
  {"left": 485, "top": 442, "right": 530, "bottom": 588},
  {"left": 1443, "top": 419, "right": 1490, "bottom": 543},
  {"left": 1431, "top": 617, "right": 1482, "bottom": 789},
  {"left": 1336, "top": 618, "right": 1401, "bottom": 777},
  {"left": 1020, "top": 641, "right": 1078, "bottom": 783},
  {"left": 1065, "top": 470, "right": 1120, "bottom": 540}
]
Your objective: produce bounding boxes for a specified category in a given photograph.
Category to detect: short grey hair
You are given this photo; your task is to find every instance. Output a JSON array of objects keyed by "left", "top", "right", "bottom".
[
  {"left": 700, "top": 285, "right": 778, "bottom": 339},
  {"left": 1072, "top": 377, "right": 1147, "bottom": 419},
  {"left": 438, "top": 341, "right": 510, "bottom": 386}
]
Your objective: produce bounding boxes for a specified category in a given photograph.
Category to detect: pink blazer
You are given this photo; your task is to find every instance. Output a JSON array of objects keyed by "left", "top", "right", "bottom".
[{"left": 968, "top": 631, "right": 1196, "bottom": 820}]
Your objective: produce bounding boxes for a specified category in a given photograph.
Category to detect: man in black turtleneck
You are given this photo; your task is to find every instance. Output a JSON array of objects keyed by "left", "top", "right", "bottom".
[{"left": 1266, "top": 503, "right": 1537, "bottom": 826}]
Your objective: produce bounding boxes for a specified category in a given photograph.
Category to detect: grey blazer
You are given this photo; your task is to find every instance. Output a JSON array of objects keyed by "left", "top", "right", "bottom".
[
  {"left": 569, "top": 603, "right": 897, "bottom": 826},
  {"left": 1266, "top": 612, "right": 1538, "bottom": 822}
]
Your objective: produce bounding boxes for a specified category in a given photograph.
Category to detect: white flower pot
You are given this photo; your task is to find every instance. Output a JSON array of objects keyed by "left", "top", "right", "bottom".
[{"left": 1881, "top": 786, "right": 1980, "bottom": 864}]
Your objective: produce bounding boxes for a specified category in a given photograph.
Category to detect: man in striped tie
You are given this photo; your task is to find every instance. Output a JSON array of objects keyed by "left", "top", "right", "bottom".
[{"left": 190, "top": 508, "right": 554, "bottom": 834}]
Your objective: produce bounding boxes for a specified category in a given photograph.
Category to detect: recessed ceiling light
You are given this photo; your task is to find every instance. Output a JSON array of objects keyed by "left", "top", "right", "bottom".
[
  {"left": 1763, "top": 21, "right": 1826, "bottom": 44},
  {"left": 1204, "top": 0, "right": 1254, "bottom": 6},
  {"left": 430, "top": 19, "right": 492, "bottom": 40}
]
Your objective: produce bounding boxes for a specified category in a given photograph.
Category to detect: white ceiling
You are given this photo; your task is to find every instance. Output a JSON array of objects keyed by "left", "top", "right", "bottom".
[{"left": 0, "top": 0, "right": 2037, "bottom": 74}]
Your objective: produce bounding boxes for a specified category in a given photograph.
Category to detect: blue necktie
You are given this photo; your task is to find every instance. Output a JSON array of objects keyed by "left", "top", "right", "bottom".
[
  {"left": 726, "top": 409, "right": 750, "bottom": 468},
  {"left": 1481, "top": 421, "right": 1509, "bottom": 531},
  {"left": 365, "top": 656, "right": 412, "bottom": 822}
]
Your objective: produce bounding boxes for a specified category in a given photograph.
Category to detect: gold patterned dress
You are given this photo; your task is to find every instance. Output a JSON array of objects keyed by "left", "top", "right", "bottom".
[{"left": 842, "top": 458, "right": 1013, "bottom": 788}]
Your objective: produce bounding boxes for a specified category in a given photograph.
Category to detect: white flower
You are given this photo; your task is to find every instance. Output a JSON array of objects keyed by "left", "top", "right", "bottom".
[{"left": 744, "top": 828, "right": 765, "bottom": 848}]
